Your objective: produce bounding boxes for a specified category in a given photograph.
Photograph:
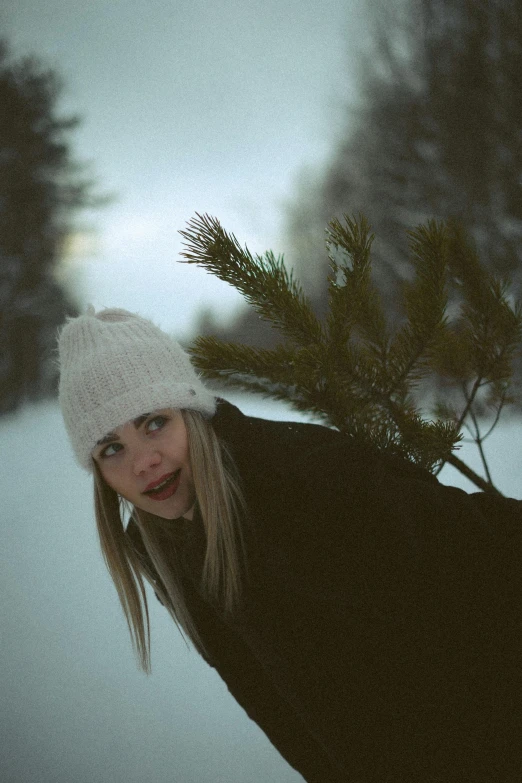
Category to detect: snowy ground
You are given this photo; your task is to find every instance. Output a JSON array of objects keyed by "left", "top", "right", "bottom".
[{"left": 1, "top": 393, "right": 520, "bottom": 783}]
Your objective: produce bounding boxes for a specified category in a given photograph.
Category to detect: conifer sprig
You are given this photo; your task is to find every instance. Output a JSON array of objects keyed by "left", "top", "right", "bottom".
[
  {"left": 325, "top": 214, "right": 389, "bottom": 374},
  {"left": 386, "top": 221, "right": 449, "bottom": 394},
  {"left": 446, "top": 224, "right": 521, "bottom": 397},
  {"left": 180, "top": 213, "right": 521, "bottom": 493},
  {"left": 189, "top": 337, "right": 301, "bottom": 389},
  {"left": 179, "top": 213, "right": 323, "bottom": 346},
  {"left": 431, "top": 224, "right": 522, "bottom": 449}
]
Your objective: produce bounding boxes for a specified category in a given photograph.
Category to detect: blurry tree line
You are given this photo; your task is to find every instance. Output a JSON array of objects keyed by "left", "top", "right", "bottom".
[
  {"left": 0, "top": 40, "right": 100, "bottom": 413},
  {"left": 2, "top": 0, "right": 521, "bottom": 423},
  {"left": 198, "top": 0, "right": 522, "bottom": 392}
]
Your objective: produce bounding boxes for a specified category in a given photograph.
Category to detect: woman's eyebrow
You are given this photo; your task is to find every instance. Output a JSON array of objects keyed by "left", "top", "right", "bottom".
[
  {"left": 133, "top": 414, "right": 150, "bottom": 428},
  {"left": 96, "top": 431, "right": 119, "bottom": 446},
  {"left": 96, "top": 414, "right": 151, "bottom": 446}
]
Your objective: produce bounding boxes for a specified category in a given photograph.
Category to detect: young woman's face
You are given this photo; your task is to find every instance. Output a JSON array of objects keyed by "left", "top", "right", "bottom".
[{"left": 92, "top": 409, "right": 195, "bottom": 520}]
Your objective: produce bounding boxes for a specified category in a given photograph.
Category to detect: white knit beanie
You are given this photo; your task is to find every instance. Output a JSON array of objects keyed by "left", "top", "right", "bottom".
[{"left": 58, "top": 306, "right": 216, "bottom": 471}]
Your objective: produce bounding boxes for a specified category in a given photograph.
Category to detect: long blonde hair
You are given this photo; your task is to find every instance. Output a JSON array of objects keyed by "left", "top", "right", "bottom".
[{"left": 93, "top": 408, "right": 247, "bottom": 673}]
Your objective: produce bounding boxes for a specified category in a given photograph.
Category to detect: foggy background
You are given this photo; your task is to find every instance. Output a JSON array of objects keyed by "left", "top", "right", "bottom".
[
  {"left": 2, "top": 0, "right": 366, "bottom": 337},
  {"left": 2, "top": 0, "right": 521, "bottom": 781}
]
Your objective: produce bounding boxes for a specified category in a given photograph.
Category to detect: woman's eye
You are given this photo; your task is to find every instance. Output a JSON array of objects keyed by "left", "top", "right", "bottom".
[
  {"left": 101, "top": 442, "right": 122, "bottom": 458},
  {"left": 147, "top": 415, "right": 168, "bottom": 433}
]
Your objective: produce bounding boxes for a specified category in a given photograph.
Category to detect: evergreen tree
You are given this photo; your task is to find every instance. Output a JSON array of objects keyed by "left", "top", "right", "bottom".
[
  {"left": 180, "top": 212, "right": 521, "bottom": 496},
  {"left": 285, "top": 0, "right": 522, "bottom": 328},
  {"left": 0, "top": 41, "right": 100, "bottom": 412}
]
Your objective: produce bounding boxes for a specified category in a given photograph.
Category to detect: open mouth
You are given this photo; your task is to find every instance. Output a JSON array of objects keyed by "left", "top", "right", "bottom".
[{"left": 144, "top": 469, "right": 181, "bottom": 498}]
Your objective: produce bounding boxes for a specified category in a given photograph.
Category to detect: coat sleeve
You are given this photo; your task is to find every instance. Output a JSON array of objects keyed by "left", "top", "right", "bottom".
[
  {"left": 181, "top": 590, "right": 346, "bottom": 783},
  {"left": 126, "top": 518, "right": 342, "bottom": 782}
]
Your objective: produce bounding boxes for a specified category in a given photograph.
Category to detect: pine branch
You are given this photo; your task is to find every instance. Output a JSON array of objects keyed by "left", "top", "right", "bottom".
[
  {"left": 469, "top": 407, "right": 494, "bottom": 485},
  {"left": 445, "top": 453, "right": 502, "bottom": 496},
  {"left": 180, "top": 213, "right": 521, "bottom": 494},
  {"left": 430, "top": 224, "right": 522, "bottom": 483},
  {"left": 386, "top": 221, "right": 449, "bottom": 394},
  {"left": 383, "top": 396, "right": 461, "bottom": 471},
  {"left": 179, "top": 213, "right": 323, "bottom": 346},
  {"left": 446, "top": 223, "right": 522, "bottom": 386},
  {"left": 325, "top": 215, "right": 390, "bottom": 387},
  {"left": 189, "top": 336, "right": 299, "bottom": 384}
]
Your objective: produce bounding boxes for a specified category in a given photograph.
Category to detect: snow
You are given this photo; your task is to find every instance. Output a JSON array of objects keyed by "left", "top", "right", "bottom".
[
  {"left": 1, "top": 397, "right": 304, "bottom": 783},
  {"left": 1, "top": 394, "right": 520, "bottom": 783}
]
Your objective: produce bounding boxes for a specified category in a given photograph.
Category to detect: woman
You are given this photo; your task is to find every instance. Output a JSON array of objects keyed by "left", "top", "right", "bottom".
[{"left": 58, "top": 306, "right": 522, "bottom": 783}]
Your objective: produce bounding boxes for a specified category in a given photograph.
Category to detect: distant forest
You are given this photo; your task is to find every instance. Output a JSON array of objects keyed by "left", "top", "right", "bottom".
[
  {"left": 0, "top": 41, "right": 103, "bottom": 413},
  {"left": 196, "top": 0, "right": 521, "bottom": 366}
]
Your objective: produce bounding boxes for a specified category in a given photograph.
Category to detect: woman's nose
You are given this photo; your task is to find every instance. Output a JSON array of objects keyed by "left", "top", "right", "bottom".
[{"left": 132, "top": 444, "right": 161, "bottom": 475}]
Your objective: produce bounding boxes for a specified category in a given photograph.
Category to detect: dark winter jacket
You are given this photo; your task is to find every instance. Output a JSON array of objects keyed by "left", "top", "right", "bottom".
[{"left": 127, "top": 399, "right": 522, "bottom": 782}]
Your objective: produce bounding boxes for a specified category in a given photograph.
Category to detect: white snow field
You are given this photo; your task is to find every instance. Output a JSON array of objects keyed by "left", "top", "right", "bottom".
[{"left": 1, "top": 393, "right": 520, "bottom": 783}]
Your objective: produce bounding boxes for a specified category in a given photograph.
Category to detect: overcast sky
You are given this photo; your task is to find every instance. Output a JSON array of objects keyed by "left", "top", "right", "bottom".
[{"left": 3, "top": 0, "right": 368, "bottom": 338}]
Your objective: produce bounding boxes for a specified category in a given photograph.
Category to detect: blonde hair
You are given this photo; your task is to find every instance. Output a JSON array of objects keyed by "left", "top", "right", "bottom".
[{"left": 93, "top": 409, "right": 247, "bottom": 673}]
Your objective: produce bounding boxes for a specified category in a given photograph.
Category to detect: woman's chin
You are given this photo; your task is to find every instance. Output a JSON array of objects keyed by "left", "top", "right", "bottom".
[{"left": 137, "top": 495, "right": 195, "bottom": 521}]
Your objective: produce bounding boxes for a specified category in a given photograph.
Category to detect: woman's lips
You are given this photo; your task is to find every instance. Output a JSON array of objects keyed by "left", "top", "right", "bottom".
[{"left": 143, "top": 470, "right": 181, "bottom": 501}]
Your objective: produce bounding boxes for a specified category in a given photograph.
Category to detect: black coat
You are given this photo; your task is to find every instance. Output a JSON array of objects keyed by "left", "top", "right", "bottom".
[{"left": 128, "top": 399, "right": 522, "bottom": 782}]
